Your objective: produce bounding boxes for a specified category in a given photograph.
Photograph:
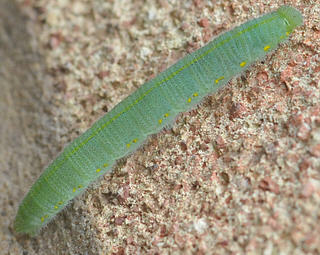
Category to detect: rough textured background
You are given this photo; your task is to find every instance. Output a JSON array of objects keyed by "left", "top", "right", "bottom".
[{"left": 1, "top": 0, "right": 319, "bottom": 254}]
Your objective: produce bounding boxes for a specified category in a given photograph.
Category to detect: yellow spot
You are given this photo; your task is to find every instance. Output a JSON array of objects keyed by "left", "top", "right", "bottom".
[
  {"left": 73, "top": 187, "right": 76, "bottom": 192},
  {"left": 264, "top": 45, "right": 270, "bottom": 51},
  {"left": 58, "top": 201, "right": 63, "bottom": 205},
  {"left": 133, "top": 138, "right": 138, "bottom": 143},
  {"left": 240, "top": 61, "right": 246, "bottom": 67},
  {"left": 103, "top": 163, "right": 108, "bottom": 168},
  {"left": 215, "top": 76, "right": 224, "bottom": 83},
  {"left": 54, "top": 205, "right": 58, "bottom": 209},
  {"left": 193, "top": 93, "right": 198, "bottom": 97},
  {"left": 126, "top": 143, "right": 131, "bottom": 148},
  {"left": 286, "top": 31, "right": 290, "bottom": 36},
  {"left": 164, "top": 113, "right": 169, "bottom": 117},
  {"left": 41, "top": 215, "right": 48, "bottom": 222},
  {"left": 78, "top": 185, "right": 83, "bottom": 188},
  {"left": 96, "top": 168, "right": 101, "bottom": 173},
  {"left": 158, "top": 119, "right": 163, "bottom": 124},
  {"left": 187, "top": 98, "right": 192, "bottom": 103}
]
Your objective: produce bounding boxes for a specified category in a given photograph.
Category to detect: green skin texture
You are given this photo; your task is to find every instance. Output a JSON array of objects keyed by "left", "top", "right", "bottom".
[{"left": 14, "top": 6, "right": 303, "bottom": 236}]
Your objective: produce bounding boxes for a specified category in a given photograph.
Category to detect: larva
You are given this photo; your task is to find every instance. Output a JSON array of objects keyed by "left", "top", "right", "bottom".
[{"left": 14, "top": 5, "right": 303, "bottom": 236}]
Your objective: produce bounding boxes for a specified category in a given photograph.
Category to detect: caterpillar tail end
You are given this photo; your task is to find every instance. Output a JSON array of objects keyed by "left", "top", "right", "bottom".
[{"left": 14, "top": 206, "right": 41, "bottom": 237}]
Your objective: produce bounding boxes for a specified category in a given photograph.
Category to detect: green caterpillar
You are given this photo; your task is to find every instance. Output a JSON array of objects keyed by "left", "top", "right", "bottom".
[{"left": 14, "top": 5, "right": 303, "bottom": 236}]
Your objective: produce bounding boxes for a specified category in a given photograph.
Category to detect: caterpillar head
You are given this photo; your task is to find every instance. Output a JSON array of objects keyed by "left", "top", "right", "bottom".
[{"left": 277, "top": 6, "right": 303, "bottom": 33}]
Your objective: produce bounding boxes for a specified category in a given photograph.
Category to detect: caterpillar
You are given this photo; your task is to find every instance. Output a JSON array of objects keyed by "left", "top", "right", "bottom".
[{"left": 14, "top": 5, "right": 303, "bottom": 236}]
